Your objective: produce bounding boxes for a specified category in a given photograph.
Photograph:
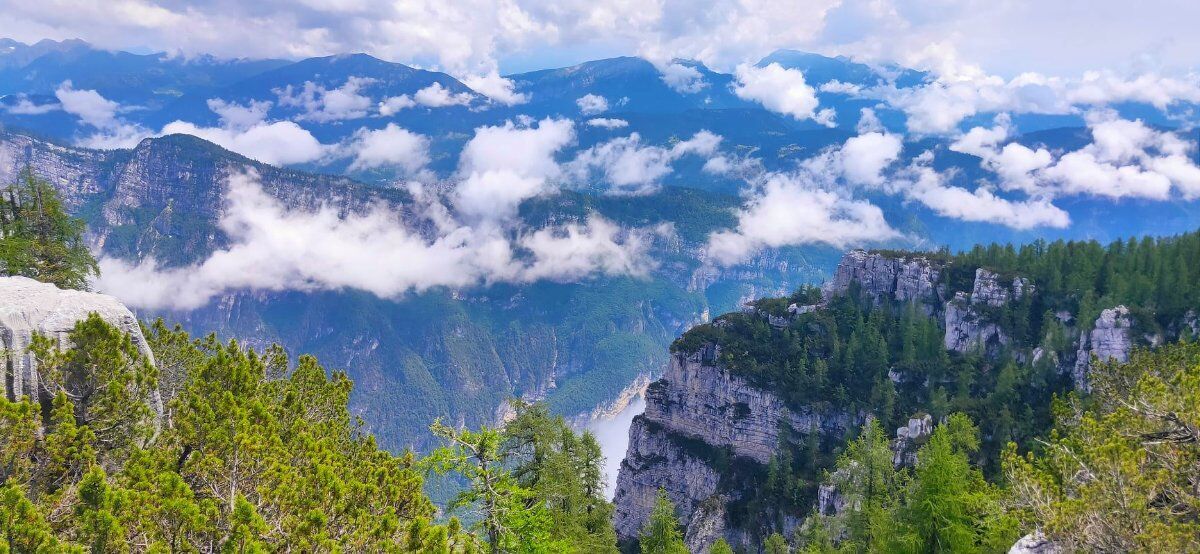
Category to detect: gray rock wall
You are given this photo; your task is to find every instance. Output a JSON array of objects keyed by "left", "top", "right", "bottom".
[
  {"left": 823, "top": 250, "right": 943, "bottom": 307},
  {"left": 612, "top": 344, "right": 853, "bottom": 551},
  {"left": 0, "top": 276, "right": 161, "bottom": 418},
  {"left": 1073, "top": 306, "right": 1134, "bottom": 390}
]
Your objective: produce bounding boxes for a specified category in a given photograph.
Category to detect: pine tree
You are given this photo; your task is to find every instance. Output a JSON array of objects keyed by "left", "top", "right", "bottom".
[
  {"left": 640, "top": 489, "right": 687, "bottom": 554},
  {"left": 0, "top": 169, "right": 98, "bottom": 290}
]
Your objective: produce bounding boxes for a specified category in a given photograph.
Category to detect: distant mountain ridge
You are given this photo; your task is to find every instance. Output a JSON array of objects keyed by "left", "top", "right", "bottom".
[{"left": 0, "top": 128, "right": 836, "bottom": 450}]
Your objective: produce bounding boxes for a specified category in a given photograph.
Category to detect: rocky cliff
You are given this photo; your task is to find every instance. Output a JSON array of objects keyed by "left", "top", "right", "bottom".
[
  {"left": 0, "top": 276, "right": 162, "bottom": 418},
  {"left": 613, "top": 344, "right": 854, "bottom": 551},
  {"left": 613, "top": 249, "right": 1150, "bottom": 550},
  {"left": 1073, "top": 306, "right": 1135, "bottom": 390},
  {"left": 822, "top": 250, "right": 944, "bottom": 309}
]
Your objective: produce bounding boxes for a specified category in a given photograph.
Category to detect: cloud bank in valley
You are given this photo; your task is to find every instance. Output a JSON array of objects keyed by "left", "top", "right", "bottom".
[{"left": 96, "top": 171, "right": 669, "bottom": 310}]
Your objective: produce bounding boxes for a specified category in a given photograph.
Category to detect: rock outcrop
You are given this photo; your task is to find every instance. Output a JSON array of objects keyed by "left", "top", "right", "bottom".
[
  {"left": 823, "top": 250, "right": 943, "bottom": 308},
  {"left": 613, "top": 344, "right": 853, "bottom": 551},
  {"left": 1008, "top": 531, "right": 1061, "bottom": 554},
  {"left": 892, "top": 414, "right": 933, "bottom": 467},
  {"left": 0, "top": 276, "right": 161, "bottom": 418},
  {"left": 943, "top": 269, "right": 1031, "bottom": 355},
  {"left": 1073, "top": 306, "right": 1134, "bottom": 390}
]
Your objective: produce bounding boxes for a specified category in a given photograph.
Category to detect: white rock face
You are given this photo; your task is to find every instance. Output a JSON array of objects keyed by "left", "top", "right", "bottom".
[
  {"left": 943, "top": 269, "right": 1031, "bottom": 354},
  {"left": 892, "top": 414, "right": 933, "bottom": 467},
  {"left": 1008, "top": 531, "right": 1061, "bottom": 554},
  {"left": 943, "top": 292, "right": 1009, "bottom": 354},
  {"left": 1074, "top": 306, "right": 1134, "bottom": 390},
  {"left": 824, "top": 250, "right": 943, "bottom": 307},
  {"left": 0, "top": 276, "right": 159, "bottom": 416},
  {"left": 612, "top": 344, "right": 853, "bottom": 550}
]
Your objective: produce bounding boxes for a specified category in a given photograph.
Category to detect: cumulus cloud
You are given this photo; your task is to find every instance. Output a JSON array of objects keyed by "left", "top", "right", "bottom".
[
  {"left": 161, "top": 118, "right": 326, "bottom": 166},
  {"left": 95, "top": 171, "right": 662, "bottom": 310},
  {"left": 461, "top": 71, "right": 529, "bottom": 105},
  {"left": 567, "top": 130, "right": 722, "bottom": 195},
  {"left": 576, "top": 94, "right": 609, "bottom": 115},
  {"left": 413, "top": 83, "right": 475, "bottom": 108},
  {"left": 55, "top": 81, "right": 120, "bottom": 127},
  {"left": 4, "top": 96, "right": 59, "bottom": 115},
  {"left": 342, "top": 123, "right": 430, "bottom": 173},
  {"left": 378, "top": 95, "right": 417, "bottom": 116},
  {"left": 660, "top": 63, "right": 707, "bottom": 94},
  {"left": 899, "top": 163, "right": 1070, "bottom": 229},
  {"left": 453, "top": 117, "right": 576, "bottom": 221},
  {"left": 732, "top": 63, "right": 822, "bottom": 121},
  {"left": 275, "top": 77, "right": 375, "bottom": 122},
  {"left": 52, "top": 82, "right": 151, "bottom": 149},
  {"left": 837, "top": 131, "right": 902, "bottom": 186},
  {"left": 207, "top": 98, "right": 272, "bottom": 129},
  {"left": 586, "top": 118, "right": 629, "bottom": 129},
  {"left": 705, "top": 172, "right": 898, "bottom": 265},
  {"left": 954, "top": 113, "right": 1200, "bottom": 200}
]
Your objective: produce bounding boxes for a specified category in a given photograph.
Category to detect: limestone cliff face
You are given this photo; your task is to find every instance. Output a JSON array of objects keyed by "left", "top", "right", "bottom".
[
  {"left": 943, "top": 269, "right": 1032, "bottom": 355},
  {"left": 0, "top": 276, "right": 162, "bottom": 419},
  {"left": 822, "top": 250, "right": 944, "bottom": 308},
  {"left": 612, "top": 345, "right": 853, "bottom": 551},
  {"left": 1073, "top": 306, "right": 1134, "bottom": 390}
]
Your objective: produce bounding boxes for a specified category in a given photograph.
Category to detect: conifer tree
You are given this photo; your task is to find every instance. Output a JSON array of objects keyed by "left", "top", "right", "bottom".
[{"left": 639, "top": 489, "right": 687, "bottom": 554}]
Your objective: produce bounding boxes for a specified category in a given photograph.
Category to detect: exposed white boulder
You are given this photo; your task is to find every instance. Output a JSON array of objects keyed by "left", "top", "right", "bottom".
[
  {"left": 1009, "top": 531, "right": 1061, "bottom": 554},
  {"left": 0, "top": 276, "right": 160, "bottom": 418},
  {"left": 1074, "top": 306, "right": 1134, "bottom": 390}
]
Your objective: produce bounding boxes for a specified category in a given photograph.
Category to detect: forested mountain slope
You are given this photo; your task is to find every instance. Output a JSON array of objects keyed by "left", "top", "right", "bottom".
[{"left": 614, "top": 230, "right": 1200, "bottom": 551}]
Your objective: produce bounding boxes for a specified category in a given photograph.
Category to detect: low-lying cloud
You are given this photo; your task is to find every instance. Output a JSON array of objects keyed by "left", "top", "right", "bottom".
[
  {"left": 567, "top": 130, "right": 722, "bottom": 195},
  {"left": 95, "top": 171, "right": 665, "bottom": 310},
  {"left": 705, "top": 172, "right": 899, "bottom": 266}
]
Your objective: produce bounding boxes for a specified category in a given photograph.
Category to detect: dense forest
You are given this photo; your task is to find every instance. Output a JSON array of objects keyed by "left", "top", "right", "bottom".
[{"left": 668, "top": 229, "right": 1200, "bottom": 550}]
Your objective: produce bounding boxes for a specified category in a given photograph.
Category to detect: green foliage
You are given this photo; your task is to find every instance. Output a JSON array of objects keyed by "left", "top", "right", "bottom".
[
  {"left": 709, "top": 538, "right": 734, "bottom": 554},
  {"left": 1004, "top": 342, "right": 1200, "bottom": 552},
  {"left": 0, "top": 169, "right": 98, "bottom": 290},
  {"left": 427, "top": 400, "right": 618, "bottom": 553},
  {"left": 639, "top": 489, "right": 687, "bottom": 554},
  {"left": 802, "top": 415, "right": 1018, "bottom": 553},
  {"left": 0, "top": 316, "right": 476, "bottom": 551}
]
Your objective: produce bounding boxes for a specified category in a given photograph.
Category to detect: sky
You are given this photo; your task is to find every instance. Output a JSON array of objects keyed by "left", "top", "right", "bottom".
[{"left": 3, "top": 0, "right": 1200, "bottom": 79}]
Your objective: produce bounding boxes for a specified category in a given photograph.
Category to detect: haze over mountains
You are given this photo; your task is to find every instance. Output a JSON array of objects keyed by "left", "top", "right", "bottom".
[{"left": 3, "top": 36, "right": 1200, "bottom": 451}]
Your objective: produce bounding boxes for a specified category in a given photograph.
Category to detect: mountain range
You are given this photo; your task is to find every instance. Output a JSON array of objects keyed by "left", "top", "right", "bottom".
[{"left": 3, "top": 37, "right": 1200, "bottom": 453}]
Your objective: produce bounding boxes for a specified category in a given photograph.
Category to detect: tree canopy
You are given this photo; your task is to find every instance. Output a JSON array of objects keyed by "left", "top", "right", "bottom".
[{"left": 0, "top": 169, "right": 98, "bottom": 290}]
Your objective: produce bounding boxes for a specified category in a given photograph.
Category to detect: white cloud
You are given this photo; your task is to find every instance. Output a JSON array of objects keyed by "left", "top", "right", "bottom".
[
  {"left": 586, "top": 117, "right": 629, "bottom": 129},
  {"left": 837, "top": 131, "right": 902, "bottom": 186},
  {"left": 950, "top": 117, "right": 1053, "bottom": 193},
  {"left": 413, "top": 82, "right": 475, "bottom": 108},
  {"left": 732, "top": 63, "right": 821, "bottom": 121},
  {"left": 568, "top": 130, "right": 722, "bottom": 195},
  {"left": 576, "top": 94, "right": 608, "bottom": 115},
  {"left": 705, "top": 172, "right": 898, "bottom": 265},
  {"left": 52, "top": 82, "right": 152, "bottom": 149},
  {"left": 454, "top": 117, "right": 576, "bottom": 221},
  {"left": 951, "top": 114, "right": 1200, "bottom": 201},
  {"left": 378, "top": 94, "right": 416, "bottom": 116},
  {"left": 342, "top": 123, "right": 430, "bottom": 173},
  {"left": 4, "top": 96, "right": 59, "bottom": 115},
  {"left": 660, "top": 63, "right": 707, "bottom": 94},
  {"left": 901, "top": 164, "right": 1070, "bottom": 229},
  {"left": 819, "top": 81, "right": 863, "bottom": 95},
  {"left": 207, "top": 98, "right": 272, "bottom": 129},
  {"left": 54, "top": 81, "right": 119, "bottom": 127},
  {"left": 461, "top": 71, "right": 529, "bottom": 105},
  {"left": 161, "top": 119, "right": 326, "bottom": 165},
  {"left": 94, "top": 171, "right": 661, "bottom": 309},
  {"left": 275, "top": 77, "right": 375, "bottom": 122}
]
